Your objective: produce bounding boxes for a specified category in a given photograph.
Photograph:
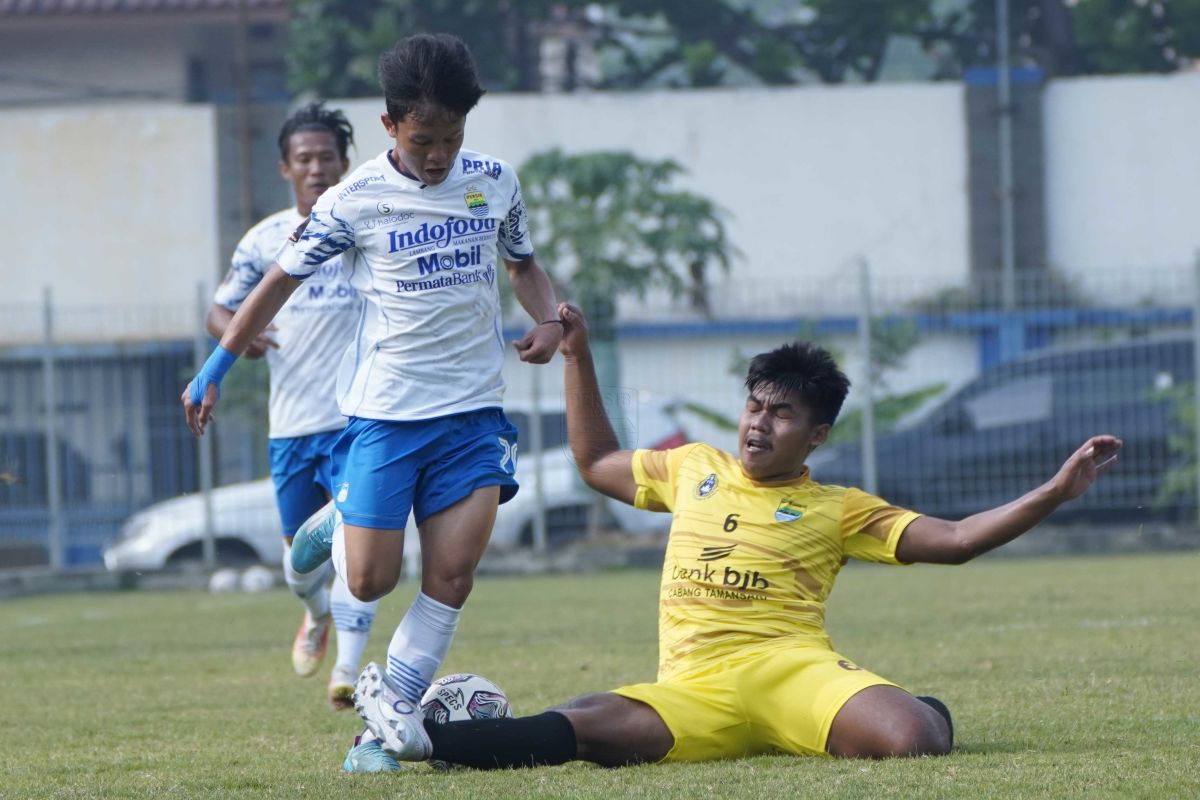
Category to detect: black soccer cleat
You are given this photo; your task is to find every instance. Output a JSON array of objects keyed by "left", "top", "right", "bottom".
[{"left": 916, "top": 695, "right": 953, "bottom": 750}]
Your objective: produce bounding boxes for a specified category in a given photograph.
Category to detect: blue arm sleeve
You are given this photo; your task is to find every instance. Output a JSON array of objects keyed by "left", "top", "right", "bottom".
[{"left": 187, "top": 345, "right": 238, "bottom": 405}]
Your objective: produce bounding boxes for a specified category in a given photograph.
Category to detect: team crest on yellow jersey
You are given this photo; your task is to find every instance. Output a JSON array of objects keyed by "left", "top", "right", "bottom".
[
  {"left": 774, "top": 499, "right": 805, "bottom": 522},
  {"left": 695, "top": 473, "right": 718, "bottom": 498}
]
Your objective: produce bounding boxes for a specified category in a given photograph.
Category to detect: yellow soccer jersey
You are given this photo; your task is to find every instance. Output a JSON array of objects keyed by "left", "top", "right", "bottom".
[{"left": 632, "top": 443, "right": 921, "bottom": 681}]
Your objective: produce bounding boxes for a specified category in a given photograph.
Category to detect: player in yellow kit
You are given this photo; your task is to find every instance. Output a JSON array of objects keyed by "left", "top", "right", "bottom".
[
  {"left": 611, "top": 439, "right": 923, "bottom": 762},
  {"left": 344, "top": 302, "right": 1123, "bottom": 771}
]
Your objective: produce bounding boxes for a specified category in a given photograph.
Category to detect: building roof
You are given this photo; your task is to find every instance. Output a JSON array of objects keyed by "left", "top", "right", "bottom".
[{"left": 0, "top": 0, "right": 285, "bottom": 15}]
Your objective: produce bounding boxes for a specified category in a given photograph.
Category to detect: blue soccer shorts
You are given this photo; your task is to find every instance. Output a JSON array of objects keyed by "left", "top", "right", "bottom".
[
  {"left": 330, "top": 408, "right": 519, "bottom": 530},
  {"left": 268, "top": 428, "right": 341, "bottom": 537}
]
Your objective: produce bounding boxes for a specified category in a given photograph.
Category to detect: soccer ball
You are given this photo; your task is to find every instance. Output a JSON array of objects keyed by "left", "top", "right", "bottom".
[
  {"left": 420, "top": 673, "right": 512, "bottom": 769},
  {"left": 420, "top": 672, "right": 512, "bottom": 723},
  {"left": 208, "top": 567, "right": 240, "bottom": 593},
  {"left": 239, "top": 565, "right": 274, "bottom": 593}
]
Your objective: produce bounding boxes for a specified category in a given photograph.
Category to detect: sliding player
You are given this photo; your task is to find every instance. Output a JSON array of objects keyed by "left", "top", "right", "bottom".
[{"left": 345, "top": 302, "right": 1122, "bottom": 770}]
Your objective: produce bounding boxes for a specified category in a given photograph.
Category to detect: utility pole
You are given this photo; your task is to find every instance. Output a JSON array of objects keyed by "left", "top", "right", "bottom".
[{"left": 996, "top": 0, "right": 1017, "bottom": 309}]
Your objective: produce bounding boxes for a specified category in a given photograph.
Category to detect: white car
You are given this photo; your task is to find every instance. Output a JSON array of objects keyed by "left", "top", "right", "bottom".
[{"left": 102, "top": 396, "right": 685, "bottom": 571}]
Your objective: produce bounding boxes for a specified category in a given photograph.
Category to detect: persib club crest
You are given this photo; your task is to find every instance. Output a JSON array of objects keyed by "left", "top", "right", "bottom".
[
  {"left": 775, "top": 499, "right": 804, "bottom": 523},
  {"left": 464, "top": 187, "right": 490, "bottom": 218},
  {"left": 695, "top": 473, "right": 718, "bottom": 499}
]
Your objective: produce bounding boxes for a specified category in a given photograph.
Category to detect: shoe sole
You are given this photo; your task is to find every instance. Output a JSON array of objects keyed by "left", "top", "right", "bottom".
[
  {"left": 291, "top": 614, "right": 330, "bottom": 677},
  {"left": 329, "top": 684, "right": 354, "bottom": 710},
  {"left": 353, "top": 663, "right": 428, "bottom": 760}
]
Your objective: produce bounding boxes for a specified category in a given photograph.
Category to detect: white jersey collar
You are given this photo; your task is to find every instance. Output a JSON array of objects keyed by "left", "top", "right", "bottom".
[{"left": 383, "top": 148, "right": 463, "bottom": 191}]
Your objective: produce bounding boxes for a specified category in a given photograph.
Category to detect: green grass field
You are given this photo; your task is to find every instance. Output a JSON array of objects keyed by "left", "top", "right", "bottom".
[{"left": 2, "top": 553, "right": 1197, "bottom": 799}]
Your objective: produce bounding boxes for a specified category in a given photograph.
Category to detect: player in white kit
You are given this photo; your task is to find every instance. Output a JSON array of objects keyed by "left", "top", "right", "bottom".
[
  {"left": 207, "top": 103, "right": 378, "bottom": 709},
  {"left": 183, "top": 34, "right": 562, "bottom": 755}
]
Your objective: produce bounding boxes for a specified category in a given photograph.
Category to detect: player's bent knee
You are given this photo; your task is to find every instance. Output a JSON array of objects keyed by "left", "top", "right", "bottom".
[
  {"left": 827, "top": 685, "right": 952, "bottom": 759},
  {"left": 421, "top": 569, "right": 475, "bottom": 607},
  {"left": 878, "top": 716, "right": 951, "bottom": 758},
  {"left": 346, "top": 579, "right": 383, "bottom": 602},
  {"left": 556, "top": 693, "right": 674, "bottom": 767},
  {"left": 347, "top": 571, "right": 398, "bottom": 602},
  {"left": 830, "top": 720, "right": 949, "bottom": 759}
]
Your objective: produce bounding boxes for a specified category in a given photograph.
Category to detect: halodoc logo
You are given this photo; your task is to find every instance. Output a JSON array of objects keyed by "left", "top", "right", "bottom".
[{"left": 387, "top": 216, "right": 497, "bottom": 253}]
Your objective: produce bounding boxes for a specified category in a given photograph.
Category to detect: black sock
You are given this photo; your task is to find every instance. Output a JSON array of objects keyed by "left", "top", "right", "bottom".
[
  {"left": 423, "top": 711, "right": 577, "bottom": 770},
  {"left": 916, "top": 695, "right": 954, "bottom": 749}
]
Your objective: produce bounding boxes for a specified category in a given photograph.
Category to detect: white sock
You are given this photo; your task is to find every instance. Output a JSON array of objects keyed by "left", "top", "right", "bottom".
[
  {"left": 331, "top": 571, "right": 378, "bottom": 675},
  {"left": 385, "top": 592, "right": 460, "bottom": 703},
  {"left": 282, "top": 542, "right": 331, "bottom": 619},
  {"left": 331, "top": 519, "right": 349, "bottom": 587}
]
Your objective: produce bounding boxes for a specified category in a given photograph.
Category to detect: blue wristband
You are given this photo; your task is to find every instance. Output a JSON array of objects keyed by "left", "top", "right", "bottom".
[{"left": 187, "top": 345, "right": 238, "bottom": 406}]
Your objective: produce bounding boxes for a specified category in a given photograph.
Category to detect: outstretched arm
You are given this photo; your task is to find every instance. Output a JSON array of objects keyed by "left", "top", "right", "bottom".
[
  {"left": 205, "top": 304, "right": 277, "bottom": 359},
  {"left": 895, "top": 435, "right": 1122, "bottom": 564},
  {"left": 505, "top": 255, "right": 561, "bottom": 364},
  {"left": 182, "top": 263, "right": 300, "bottom": 436},
  {"left": 558, "top": 303, "right": 639, "bottom": 505}
]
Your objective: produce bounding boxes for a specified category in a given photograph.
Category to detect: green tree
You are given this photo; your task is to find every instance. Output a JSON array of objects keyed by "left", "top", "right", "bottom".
[
  {"left": 598, "top": 0, "right": 936, "bottom": 86},
  {"left": 285, "top": 0, "right": 1200, "bottom": 96},
  {"left": 916, "top": 0, "right": 1200, "bottom": 78},
  {"left": 1073, "top": 0, "right": 1200, "bottom": 74},
  {"left": 286, "top": 0, "right": 555, "bottom": 96},
  {"left": 680, "top": 318, "right": 946, "bottom": 444},
  {"left": 215, "top": 358, "right": 272, "bottom": 479},
  {"left": 518, "top": 149, "right": 735, "bottom": 411},
  {"left": 1154, "top": 381, "right": 1198, "bottom": 512},
  {"left": 602, "top": 1, "right": 1199, "bottom": 85}
]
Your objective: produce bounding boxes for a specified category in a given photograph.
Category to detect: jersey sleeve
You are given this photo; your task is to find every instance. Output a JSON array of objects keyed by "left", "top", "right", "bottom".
[
  {"left": 497, "top": 174, "right": 534, "bottom": 261},
  {"left": 212, "top": 228, "right": 268, "bottom": 310},
  {"left": 277, "top": 195, "right": 356, "bottom": 279},
  {"left": 631, "top": 443, "right": 702, "bottom": 512},
  {"left": 840, "top": 487, "right": 921, "bottom": 565}
]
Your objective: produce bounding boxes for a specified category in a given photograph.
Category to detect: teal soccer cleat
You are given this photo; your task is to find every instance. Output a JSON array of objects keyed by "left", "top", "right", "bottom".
[
  {"left": 343, "top": 730, "right": 402, "bottom": 773},
  {"left": 291, "top": 500, "right": 338, "bottom": 574}
]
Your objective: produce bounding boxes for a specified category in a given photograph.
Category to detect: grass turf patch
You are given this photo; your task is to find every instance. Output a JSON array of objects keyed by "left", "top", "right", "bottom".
[{"left": 1, "top": 552, "right": 1197, "bottom": 799}]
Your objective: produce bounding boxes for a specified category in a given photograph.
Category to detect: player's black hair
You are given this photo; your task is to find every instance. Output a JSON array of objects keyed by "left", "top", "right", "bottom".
[
  {"left": 378, "top": 33, "right": 486, "bottom": 122},
  {"left": 744, "top": 342, "right": 851, "bottom": 427},
  {"left": 277, "top": 102, "right": 354, "bottom": 162}
]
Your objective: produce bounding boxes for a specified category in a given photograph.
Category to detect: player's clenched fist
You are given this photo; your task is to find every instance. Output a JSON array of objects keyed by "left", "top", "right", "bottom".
[
  {"left": 557, "top": 303, "right": 590, "bottom": 360},
  {"left": 513, "top": 319, "right": 563, "bottom": 364},
  {"left": 181, "top": 345, "right": 236, "bottom": 436}
]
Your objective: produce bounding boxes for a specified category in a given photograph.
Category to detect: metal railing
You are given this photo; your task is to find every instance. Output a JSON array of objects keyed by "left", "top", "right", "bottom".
[{"left": 4, "top": 264, "right": 1200, "bottom": 571}]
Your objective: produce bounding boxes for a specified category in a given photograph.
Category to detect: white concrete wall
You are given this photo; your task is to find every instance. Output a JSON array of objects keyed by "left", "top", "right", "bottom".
[
  {"left": 1044, "top": 72, "right": 1200, "bottom": 301},
  {"left": 3, "top": 73, "right": 1196, "bottom": 375},
  {"left": 0, "top": 103, "right": 218, "bottom": 342},
  {"left": 0, "top": 23, "right": 194, "bottom": 105},
  {"left": 0, "top": 15, "right": 285, "bottom": 107},
  {"left": 340, "top": 82, "right": 972, "bottom": 316}
]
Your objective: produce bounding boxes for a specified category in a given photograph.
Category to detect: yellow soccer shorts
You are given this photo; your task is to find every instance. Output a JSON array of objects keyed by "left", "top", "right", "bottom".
[{"left": 613, "top": 645, "right": 899, "bottom": 762}]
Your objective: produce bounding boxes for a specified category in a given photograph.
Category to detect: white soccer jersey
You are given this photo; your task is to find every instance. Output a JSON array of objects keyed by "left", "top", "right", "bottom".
[
  {"left": 276, "top": 148, "right": 535, "bottom": 421},
  {"left": 214, "top": 208, "right": 359, "bottom": 439}
]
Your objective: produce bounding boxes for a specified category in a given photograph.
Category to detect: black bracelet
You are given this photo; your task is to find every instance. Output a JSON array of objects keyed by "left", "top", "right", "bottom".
[{"left": 539, "top": 319, "right": 566, "bottom": 327}]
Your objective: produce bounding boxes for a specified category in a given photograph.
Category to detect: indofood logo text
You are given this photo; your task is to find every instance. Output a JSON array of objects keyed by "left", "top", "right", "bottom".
[{"left": 387, "top": 217, "right": 497, "bottom": 253}]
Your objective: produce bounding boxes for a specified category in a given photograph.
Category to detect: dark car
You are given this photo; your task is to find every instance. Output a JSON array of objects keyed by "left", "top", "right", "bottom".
[{"left": 808, "top": 335, "right": 1194, "bottom": 523}]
